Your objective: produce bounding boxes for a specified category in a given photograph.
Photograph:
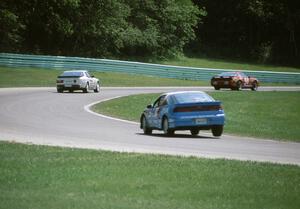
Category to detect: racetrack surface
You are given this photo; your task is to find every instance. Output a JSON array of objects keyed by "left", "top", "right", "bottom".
[{"left": 0, "top": 86, "right": 300, "bottom": 165}]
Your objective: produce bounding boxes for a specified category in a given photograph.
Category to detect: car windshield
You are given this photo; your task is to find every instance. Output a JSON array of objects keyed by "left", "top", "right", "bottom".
[
  {"left": 173, "top": 92, "right": 214, "bottom": 104},
  {"left": 239, "top": 72, "right": 247, "bottom": 77},
  {"left": 219, "top": 72, "right": 237, "bottom": 77},
  {"left": 60, "top": 71, "right": 84, "bottom": 77}
]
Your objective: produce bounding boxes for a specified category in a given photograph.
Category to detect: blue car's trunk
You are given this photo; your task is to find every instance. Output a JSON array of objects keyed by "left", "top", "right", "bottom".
[{"left": 173, "top": 101, "right": 223, "bottom": 114}]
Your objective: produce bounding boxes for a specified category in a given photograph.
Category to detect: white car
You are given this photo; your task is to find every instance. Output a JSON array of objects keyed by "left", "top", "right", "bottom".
[{"left": 56, "top": 70, "right": 100, "bottom": 93}]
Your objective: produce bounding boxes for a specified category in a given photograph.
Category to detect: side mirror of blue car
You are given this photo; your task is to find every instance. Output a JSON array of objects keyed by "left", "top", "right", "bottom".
[{"left": 147, "top": 104, "right": 153, "bottom": 109}]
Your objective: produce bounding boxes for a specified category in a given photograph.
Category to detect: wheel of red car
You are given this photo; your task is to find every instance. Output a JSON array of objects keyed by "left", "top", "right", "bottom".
[
  {"left": 162, "top": 117, "right": 174, "bottom": 136},
  {"left": 236, "top": 81, "right": 242, "bottom": 91},
  {"left": 212, "top": 125, "right": 223, "bottom": 137},
  {"left": 141, "top": 116, "right": 152, "bottom": 135},
  {"left": 251, "top": 81, "right": 258, "bottom": 91},
  {"left": 214, "top": 86, "right": 220, "bottom": 90}
]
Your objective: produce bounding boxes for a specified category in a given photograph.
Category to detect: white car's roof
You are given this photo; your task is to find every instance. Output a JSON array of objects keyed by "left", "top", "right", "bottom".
[{"left": 63, "top": 70, "right": 88, "bottom": 73}]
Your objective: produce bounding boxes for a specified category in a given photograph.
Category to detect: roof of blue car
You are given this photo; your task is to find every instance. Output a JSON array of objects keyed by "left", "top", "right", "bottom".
[
  {"left": 63, "top": 70, "right": 88, "bottom": 73},
  {"left": 163, "top": 91, "right": 206, "bottom": 96}
]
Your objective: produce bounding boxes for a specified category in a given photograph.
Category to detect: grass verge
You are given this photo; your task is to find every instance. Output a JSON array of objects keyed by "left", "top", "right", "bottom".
[
  {"left": 0, "top": 66, "right": 297, "bottom": 88},
  {"left": 161, "top": 56, "right": 300, "bottom": 73},
  {"left": 0, "top": 141, "right": 299, "bottom": 209},
  {"left": 0, "top": 66, "right": 207, "bottom": 87},
  {"left": 92, "top": 91, "right": 300, "bottom": 141}
]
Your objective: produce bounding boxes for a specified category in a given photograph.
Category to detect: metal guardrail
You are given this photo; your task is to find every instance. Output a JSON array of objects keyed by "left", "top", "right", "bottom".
[{"left": 0, "top": 53, "right": 299, "bottom": 84}]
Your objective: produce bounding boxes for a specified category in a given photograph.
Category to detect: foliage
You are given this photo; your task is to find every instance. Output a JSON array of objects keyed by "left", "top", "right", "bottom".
[
  {"left": 191, "top": 0, "right": 300, "bottom": 66},
  {"left": 0, "top": 8, "right": 24, "bottom": 51},
  {"left": 0, "top": 0, "right": 201, "bottom": 59},
  {"left": 1, "top": 0, "right": 299, "bottom": 66}
]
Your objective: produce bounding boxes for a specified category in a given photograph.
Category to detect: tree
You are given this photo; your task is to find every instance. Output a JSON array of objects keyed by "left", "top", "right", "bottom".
[
  {"left": 0, "top": 0, "right": 202, "bottom": 60},
  {"left": 192, "top": 0, "right": 300, "bottom": 66},
  {"left": 120, "top": 0, "right": 202, "bottom": 59},
  {"left": 0, "top": 1, "right": 24, "bottom": 52}
]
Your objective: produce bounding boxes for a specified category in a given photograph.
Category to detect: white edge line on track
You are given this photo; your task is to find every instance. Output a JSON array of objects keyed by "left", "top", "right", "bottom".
[
  {"left": 84, "top": 96, "right": 139, "bottom": 125},
  {"left": 84, "top": 96, "right": 300, "bottom": 166},
  {"left": 84, "top": 96, "right": 220, "bottom": 140},
  {"left": 84, "top": 93, "right": 299, "bottom": 145}
]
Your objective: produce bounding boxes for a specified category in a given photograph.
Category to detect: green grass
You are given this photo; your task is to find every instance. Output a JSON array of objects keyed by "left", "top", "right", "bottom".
[
  {"left": 211, "top": 91, "right": 300, "bottom": 141},
  {"left": 0, "top": 66, "right": 208, "bottom": 87},
  {"left": 92, "top": 94, "right": 156, "bottom": 122},
  {"left": 0, "top": 66, "right": 298, "bottom": 88},
  {"left": 92, "top": 92, "right": 300, "bottom": 141},
  {"left": 161, "top": 56, "right": 300, "bottom": 73},
  {"left": 95, "top": 71, "right": 208, "bottom": 87},
  {"left": 0, "top": 67, "right": 61, "bottom": 87},
  {"left": 0, "top": 141, "right": 299, "bottom": 209}
]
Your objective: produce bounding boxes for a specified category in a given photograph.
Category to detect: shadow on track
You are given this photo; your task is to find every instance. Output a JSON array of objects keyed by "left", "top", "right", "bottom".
[{"left": 135, "top": 133, "right": 217, "bottom": 139}]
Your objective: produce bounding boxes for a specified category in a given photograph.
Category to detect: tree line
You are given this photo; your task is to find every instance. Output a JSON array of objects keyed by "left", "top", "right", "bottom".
[
  {"left": 191, "top": 0, "right": 300, "bottom": 66},
  {"left": 0, "top": 0, "right": 201, "bottom": 60},
  {"left": 0, "top": 0, "right": 299, "bottom": 66}
]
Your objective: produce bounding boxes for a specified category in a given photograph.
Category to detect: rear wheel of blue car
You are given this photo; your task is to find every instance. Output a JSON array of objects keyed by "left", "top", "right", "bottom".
[
  {"left": 141, "top": 116, "right": 152, "bottom": 135},
  {"left": 212, "top": 125, "right": 223, "bottom": 137},
  {"left": 162, "top": 117, "right": 174, "bottom": 136},
  {"left": 190, "top": 129, "right": 200, "bottom": 136}
]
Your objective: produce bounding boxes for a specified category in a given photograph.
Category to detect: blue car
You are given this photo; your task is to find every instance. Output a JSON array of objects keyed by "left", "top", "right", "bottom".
[{"left": 140, "top": 91, "right": 225, "bottom": 136}]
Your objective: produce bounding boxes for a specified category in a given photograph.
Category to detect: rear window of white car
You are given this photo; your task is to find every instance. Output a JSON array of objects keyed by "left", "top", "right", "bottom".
[{"left": 61, "top": 71, "right": 84, "bottom": 77}]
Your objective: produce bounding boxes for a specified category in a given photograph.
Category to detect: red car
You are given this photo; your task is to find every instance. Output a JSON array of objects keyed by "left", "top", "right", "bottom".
[{"left": 211, "top": 72, "right": 259, "bottom": 91}]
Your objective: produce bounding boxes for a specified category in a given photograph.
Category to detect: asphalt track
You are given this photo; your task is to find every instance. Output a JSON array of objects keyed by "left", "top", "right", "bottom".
[{"left": 0, "top": 86, "right": 299, "bottom": 165}]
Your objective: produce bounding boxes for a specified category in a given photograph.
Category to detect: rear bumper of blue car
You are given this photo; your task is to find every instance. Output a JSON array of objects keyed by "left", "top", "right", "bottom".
[{"left": 168, "top": 113, "right": 225, "bottom": 129}]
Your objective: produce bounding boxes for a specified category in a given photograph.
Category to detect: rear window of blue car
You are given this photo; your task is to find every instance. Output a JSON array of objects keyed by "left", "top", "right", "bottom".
[
  {"left": 173, "top": 92, "right": 214, "bottom": 104},
  {"left": 60, "top": 71, "right": 84, "bottom": 77}
]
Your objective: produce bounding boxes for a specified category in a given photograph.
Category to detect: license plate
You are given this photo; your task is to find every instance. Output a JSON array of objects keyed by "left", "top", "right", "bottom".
[
  {"left": 195, "top": 118, "right": 207, "bottom": 125},
  {"left": 65, "top": 81, "right": 72, "bottom": 87}
]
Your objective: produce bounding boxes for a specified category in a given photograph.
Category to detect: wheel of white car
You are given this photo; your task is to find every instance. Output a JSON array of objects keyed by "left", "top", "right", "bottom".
[
  {"left": 94, "top": 83, "right": 100, "bottom": 93},
  {"left": 83, "top": 83, "right": 89, "bottom": 93},
  {"left": 162, "top": 117, "right": 174, "bottom": 136}
]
